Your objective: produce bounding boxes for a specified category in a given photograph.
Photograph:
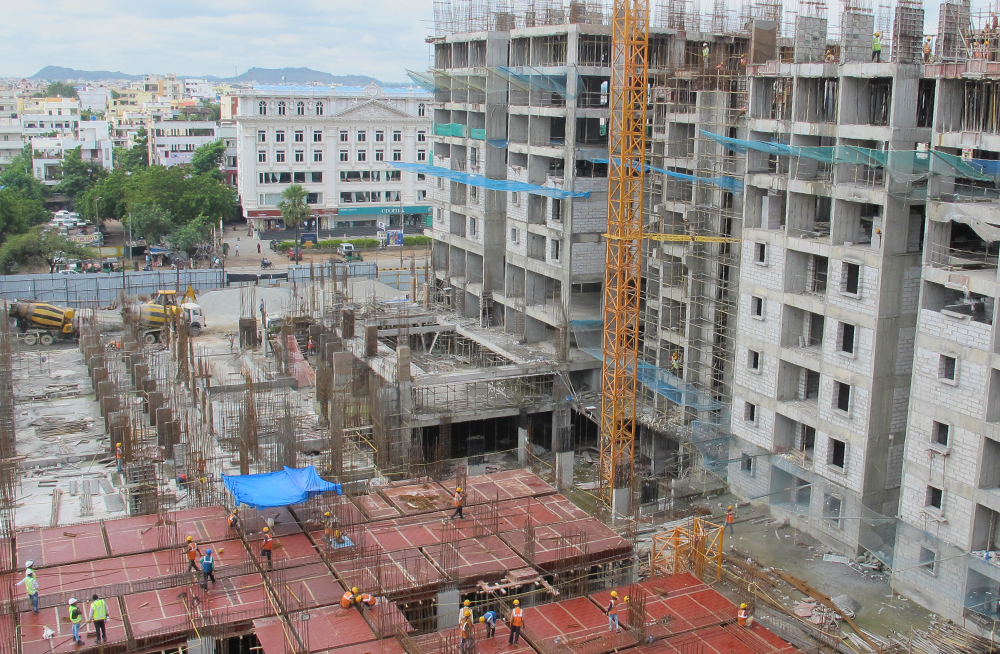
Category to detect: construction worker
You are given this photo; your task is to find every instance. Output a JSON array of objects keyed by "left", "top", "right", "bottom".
[
  {"left": 737, "top": 602, "right": 754, "bottom": 628},
  {"left": 89, "top": 594, "right": 109, "bottom": 643},
  {"left": 702, "top": 42, "right": 710, "bottom": 69},
  {"left": 332, "top": 529, "right": 347, "bottom": 547},
  {"left": 228, "top": 508, "right": 240, "bottom": 532},
  {"left": 725, "top": 505, "right": 736, "bottom": 534},
  {"left": 185, "top": 536, "right": 200, "bottom": 572},
  {"left": 825, "top": 48, "right": 835, "bottom": 62},
  {"left": 201, "top": 549, "right": 216, "bottom": 589},
  {"left": 670, "top": 351, "right": 681, "bottom": 374},
  {"left": 341, "top": 587, "right": 359, "bottom": 609},
  {"left": 480, "top": 610, "right": 497, "bottom": 638},
  {"left": 261, "top": 527, "right": 274, "bottom": 568},
  {"left": 356, "top": 591, "right": 378, "bottom": 609},
  {"left": 22, "top": 569, "right": 38, "bottom": 613},
  {"left": 458, "top": 599, "right": 472, "bottom": 623},
  {"left": 69, "top": 598, "right": 84, "bottom": 645},
  {"left": 323, "top": 511, "right": 335, "bottom": 549},
  {"left": 872, "top": 32, "right": 882, "bottom": 62},
  {"left": 606, "top": 590, "right": 623, "bottom": 632},
  {"left": 923, "top": 36, "right": 933, "bottom": 62},
  {"left": 14, "top": 561, "right": 34, "bottom": 589},
  {"left": 115, "top": 442, "right": 123, "bottom": 473},
  {"left": 450, "top": 486, "right": 465, "bottom": 520},
  {"left": 508, "top": 599, "right": 524, "bottom": 645},
  {"left": 460, "top": 608, "right": 474, "bottom": 654}
]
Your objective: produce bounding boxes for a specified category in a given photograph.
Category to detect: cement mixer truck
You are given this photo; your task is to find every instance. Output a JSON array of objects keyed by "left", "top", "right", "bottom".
[
  {"left": 8, "top": 301, "right": 78, "bottom": 345},
  {"left": 138, "top": 288, "right": 205, "bottom": 344}
]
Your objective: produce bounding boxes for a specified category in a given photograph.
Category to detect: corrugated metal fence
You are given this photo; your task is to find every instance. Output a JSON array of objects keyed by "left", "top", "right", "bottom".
[{"left": 0, "top": 262, "right": 377, "bottom": 308}]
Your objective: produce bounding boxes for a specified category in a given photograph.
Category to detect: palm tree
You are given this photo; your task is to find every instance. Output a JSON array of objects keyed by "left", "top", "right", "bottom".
[{"left": 278, "top": 185, "right": 310, "bottom": 260}]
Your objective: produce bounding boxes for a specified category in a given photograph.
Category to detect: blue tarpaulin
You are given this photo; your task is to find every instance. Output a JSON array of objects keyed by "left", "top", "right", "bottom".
[{"left": 222, "top": 466, "right": 342, "bottom": 509}]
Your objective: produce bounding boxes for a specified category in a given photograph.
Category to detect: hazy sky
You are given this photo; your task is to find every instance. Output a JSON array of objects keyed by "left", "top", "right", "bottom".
[{"left": 0, "top": 0, "right": 434, "bottom": 80}]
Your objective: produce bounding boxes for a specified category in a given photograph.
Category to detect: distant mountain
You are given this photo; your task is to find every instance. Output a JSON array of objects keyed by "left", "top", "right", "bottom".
[
  {"left": 30, "top": 66, "right": 143, "bottom": 82},
  {"left": 28, "top": 65, "right": 409, "bottom": 86}
]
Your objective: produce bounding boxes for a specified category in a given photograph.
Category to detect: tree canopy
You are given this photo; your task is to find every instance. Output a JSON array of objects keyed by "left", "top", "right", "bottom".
[
  {"left": 57, "top": 146, "right": 109, "bottom": 200},
  {"left": 0, "top": 145, "right": 48, "bottom": 205},
  {"left": 0, "top": 146, "right": 50, "bottom": 246},
  {"left": 113, "top": 126, "right": 149, "bottom": 173},
  {"left": 278, "top": 185, "right": 310, "bottom": 235},
  {"left": 170, "top": 215, "right": 214, "bottom": 254},
  {"left": 190, "top": 139, "right": 225, "bottom": 181},
  {"left": 33, "top": 82, "right": 79, "bottom": 99},
  {"left": 126, "top": 204, "right": 175, "bottom": 245},
  {"left": 0, "top": 227, "right": 93, "bottom": 274}
]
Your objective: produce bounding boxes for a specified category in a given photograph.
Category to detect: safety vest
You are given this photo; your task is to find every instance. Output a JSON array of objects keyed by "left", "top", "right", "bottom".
[
  {"left": 69, "top": 605, "right": 82, "bottom": 623},
  {"left": 262, "top": 533, "right": 274, "bottom": 550},
  {"left": 460, "top": 617, "right": 472, "bottom": 638},
  {"left": 726, "top": 510, "right": 734, "bottom": 524},
  {"left": 187, "top": 543, "right": 198, "bottom": 560},
  {"left": 737, "top": 607, "right": 750, "bottom": 626},
  {"left": 115, "top": 446, "right": 122, "bottom": 460},
  {"left": 359, "top": 593, "right": 376, "bottom": 607},
  {"left": 91, "top": 599, "right": 108, "bottom": 621},
  {"left": 454, "top": 492, "right": 463, "bottom": 508},
  {"left": 340, "top": 591, "right": 355, "bottom": 608},
  {"left": 511, "top": 607, "right": 524, "bottom": 627},
  {"left": 873, "top": 37, "right": 882, "bottom": 52},
  {"left": 202, "top": 554, "right": 214, "bottom": 572},
  {"left": 23, "top": 576, "right": 37, "bottom": 595},
  {"left": 608, "top": 598, "right": 621, "bottom": 615}
]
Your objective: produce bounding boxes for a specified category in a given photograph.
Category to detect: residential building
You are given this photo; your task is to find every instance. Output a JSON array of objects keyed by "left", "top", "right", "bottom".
[
  {"left": 184, "top": 79, "right": 216, "bottom": 101},
  {"left": 232, "top": 83, "right": 431, "bottom": 235},
  {"left": 31, "top": 120, "right": 114, "bottom": 184},
  {"left": 77, "top": 87, "right": 111, "bottom": 113},
  {"left": 220, "top": 121, "right": 238, "bottom": 187},
  {"left": 0, "top": 90, "right": 24, "bottom": 172},
  {"left": 148, "top": 114, "right": 218, "bottom": 167},
  {"left": 20, "top": 97, "right": 80, "bottom": 136},
  {"left": 141, "top": 74, "right": 184, "bottom": 102}
]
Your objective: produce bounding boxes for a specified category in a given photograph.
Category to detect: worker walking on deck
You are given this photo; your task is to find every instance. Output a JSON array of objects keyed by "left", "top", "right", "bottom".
[
  {"left": 450, "top": 486, "right": 464, "bottom": 520},
  {"left": 115, "top": 442, "right": 123, "bottom": 473},
  {"left": 341, "top": 587, "right": 359, "bottom": 609},
  {"left": 89, "top": 594, "right": 109, "bottom": 643},
  {"left": 201, "top": 549, "right": 216, "bottom": 589},
  {"left": 22, "top": 570, "right": 38, "bottom": 613},
  {"left": 508, "top": 600, "right": 524, "bottom": 645},
  {"left": 68, "top": 598, "right": 84, "bottom": 645},
  {"left": 185, "top": 536, "right": 200, "bottom": 572},
  {"left": 261, "top": 527, "right": 274, "bottom": 568},
  {"left": 480, "top": 610, "right": 497, "bottom": 638},
  {"left": 924, "top": 36, "right": 933, "bottom": 62},
  {"left": 460, "top": 608, "right": 474, "bottom": 654},
  {"left": 725, "top": 505, "right": 736, "bottom": 535},
  {"left": 737, "top": 603, "right": 754, "bottom": 628},
  {"left": 606, "top": 590, "right": 623, "bottom": 632},
  {"left": 872, "top": 33, "right": 883, "bottom": 62}
]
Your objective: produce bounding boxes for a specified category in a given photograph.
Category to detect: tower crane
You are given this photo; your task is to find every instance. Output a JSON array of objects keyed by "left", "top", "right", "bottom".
[{"left": 599, "top": 0, "right": 740, "bottom": 511}]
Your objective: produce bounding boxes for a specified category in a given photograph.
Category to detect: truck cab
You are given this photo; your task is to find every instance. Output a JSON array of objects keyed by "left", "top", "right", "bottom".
[{"left": 181, "top": 302, "right": 205, "bottom": 337}]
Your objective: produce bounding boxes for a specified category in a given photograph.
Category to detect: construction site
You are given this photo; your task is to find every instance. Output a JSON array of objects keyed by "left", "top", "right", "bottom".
[{"left": 6, "top": 0, "right": 1000, "bottom": 651}]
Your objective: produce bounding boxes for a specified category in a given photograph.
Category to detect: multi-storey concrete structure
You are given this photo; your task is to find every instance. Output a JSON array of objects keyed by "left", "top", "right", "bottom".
[
  {"left": 20, "top": 97, "right": 80, "bottom": 136},
  {"left": 220, "top": 121, "right": 238, "bottom": 188},
  {"left": 231, "top": 83, "right": 431, "bottom": 236},
  {"left": 0, "top": 90, "right": 24, "bottom": 172},
  {"left": 148, "top": 115, "right": 218, "bottom": 167},
  {"left": 31, "top": 120, "right": 114, "bottom": 184}
]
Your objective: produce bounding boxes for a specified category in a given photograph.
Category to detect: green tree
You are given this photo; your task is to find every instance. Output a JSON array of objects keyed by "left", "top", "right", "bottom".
[
  {"left": 200, "top": 100, "right": 221, "bottom": 121},
  {"left": 190, "top": 139, "right": 225, "bottom": 181},
  {"left": 278, "top": 185, "right": 310, "bottom": 252},
  {"left": 169, "top": 214, "right": 213, "bottom": 254},
  {"left": 113, "top": 126, "right": 149, "bottom": 173},
  {"left": 33, "top": 82, "right": 79, "bottom": 99},
  {"left": 0, "top": 227, "right": 92, "bottom": 273},
  {"left": 126, "top": 204, "right": 174, "bottom": 245},
  {"left": 0, "top": 145, "right": 48, "bottom": 205},
  {"left": 57, "top": 146, "right": 109, "bottom": 200},
  {"left": 77, "top": 170, "right": 129, "bottom": 224},
  {"left": 0, "top": 188, "right": 48, "bottom": 240}
]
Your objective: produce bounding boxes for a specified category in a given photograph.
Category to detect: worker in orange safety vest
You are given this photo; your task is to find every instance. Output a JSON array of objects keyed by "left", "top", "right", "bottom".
[
  {"left": 508, "top": 600, "right": 524, "bottom": 645},
  {"left": 725, "top": 505, "right": 736, "bottom": 535},
  {"left": 356, "top": 592, "right": 377, "bottom": 609},
  {"left": 341, "top": 587, "right": 359, "bottom": 609},
  {"left": 738, "top": 603, "right": 754, "bottom": 627},
  {"left": 261, "top": 527, "right": 274, "bottom": 568},
  {"left": 450, "top": 486, "right": 464, "bottom": 519}
]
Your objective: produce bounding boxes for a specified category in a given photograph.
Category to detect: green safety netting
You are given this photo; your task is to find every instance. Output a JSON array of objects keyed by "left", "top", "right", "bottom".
[
  {"left": 586, "top": 155, "right": 744, "bottom": 193},
  {"left": 435, "top": 123, "right": 467, "bottom": 138},
  {"left": 470, "top": 128, "right": 486, "bottom": 140},
  {"left": 495, "top": 66, "right": 580, "bottom": 99},
  {"left": 701, "top": 130, "right": 997, "bottom": 183},
  {"left": 389, "top": 162, "right": 590, "bottom": 199},
  {"left": 406, "top": 68, "right": 487, "bottom": 93}
]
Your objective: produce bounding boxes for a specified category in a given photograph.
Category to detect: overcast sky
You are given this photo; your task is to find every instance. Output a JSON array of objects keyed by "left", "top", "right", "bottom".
[{"left": 0, "top": 0, "right": 434, "bottom": 81}]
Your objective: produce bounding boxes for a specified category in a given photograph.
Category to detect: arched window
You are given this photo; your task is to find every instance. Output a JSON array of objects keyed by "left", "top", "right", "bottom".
[
  {"left": 418, "top": 103, "right": 425, "bottom": 117},
  {"left": 258, "top": 100, "right": 267, "bottom": 115},
  {"left": 296, "top": 101, "right": 305, "bottom": 116},
  {"left": 316, "top": 101, "right": 324, "bottom": 116},
  {"left": 277, "top": 101, "right": 286, "bottom": 116}
]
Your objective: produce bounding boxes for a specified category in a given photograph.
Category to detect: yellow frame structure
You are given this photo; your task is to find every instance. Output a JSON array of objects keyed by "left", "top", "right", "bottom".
[
  {"left": 600, "top": 0, "right": 651, "bottom": 500},
  {"left": 651, "top": 517, "right": 724, "bottom": 581}
]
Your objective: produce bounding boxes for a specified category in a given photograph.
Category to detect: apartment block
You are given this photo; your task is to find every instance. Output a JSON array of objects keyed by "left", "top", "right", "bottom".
[
  {"left": 20, "top": 97, "right": 80, "bottom": 136},
  {"left": 31, "top": 120, "right": 114, "bottom": 184},
  {"left": 231, "top": 83, "right": 431, "bottom": 237},
  {"left": 0, "top": 90, "right": 24, "bottom": 172},
  {"left": 148, "top": 114, "right": 218, "bottom": 167}
]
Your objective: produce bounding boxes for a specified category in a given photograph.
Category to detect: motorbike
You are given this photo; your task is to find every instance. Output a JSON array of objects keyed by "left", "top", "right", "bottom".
[{"left": 261, "top": 259, "right": 274, "bottom": 270}]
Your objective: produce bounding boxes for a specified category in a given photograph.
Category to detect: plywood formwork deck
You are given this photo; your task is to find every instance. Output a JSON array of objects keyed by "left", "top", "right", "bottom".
[
  {"left": 20, "top": 598, "right": 127, "bottom": 654},
  {"left": 17, "top": 521, "right": 108, "bottom": 567},
  {"left": 353, "top": 492, "right": 402, "bottom": 520},
  {"left": 423, "top": 534, "right": 525, "bottom": 586},
  {"left": 463, "top": 469, "right": 556, "bottom": 505},
  {"left": 380, "top": 481, "right": 452, "bottom": 515},
  {"left": 254, "top": 606, "right": 378, "bottom": 654},
  {"left": 412, "top": 623, "right": 534, "bottom": 654}
]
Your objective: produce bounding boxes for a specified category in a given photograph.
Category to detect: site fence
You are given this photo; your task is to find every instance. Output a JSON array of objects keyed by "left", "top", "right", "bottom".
[{"left": 0, "top": 262, "right": 377, "bottom": 307}]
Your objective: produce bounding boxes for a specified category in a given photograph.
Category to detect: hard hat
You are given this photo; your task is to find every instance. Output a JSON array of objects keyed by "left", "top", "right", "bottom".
[
  {"left": 24, "top": 560, "right": 33, "bottom": 569},
  {"left": 456, "top": 487, "right": 462, "bottom": 493},
  {"left": 611, "top": 591, "right": 618, "bottom": 598},
  {"left": 875, "top": 32, "right": 881, "bottom": 36},
  {"left": 69, "top": 598, "right": 77, "bottom": 605},
  {"left": 624, "top": 596, "right": 629, "bottom": 602},
  {"left": 324, "top": 511, "right": 331, "bottom": 517},
  {"left": 728, "top": 505, "right": 733, "bottom": 510},
  {"left": 262, "top": 526, "right": 269, "bottom": 532},
  {"left": 116, "top": 443, "right": 122, "bottom": 447},
  {"left": 740, "top": 603, "right": 748, "bottom": 609},
  {"left": 464, "top": 609, "right": 472, "bottom": 616},
  {"left": 187, "top": 536, "right": 193, "bottom": 541},
  {"left": 200, "top": 477, "right": 207, "bottom": 483},
  {"left": 231, "top": 508, "right": 238, "bottom": 514},
  {"left": 206, "top": 549, "right": 212, "bottom": 555},
  {"left": 334, "top": 530, "right": 341, "bottom": 537},
  {"left": 352, "top": 587, "right": 359, "bottom": 594},
  {"left": 513, "top": 600, "right": 520, "bottom": 605},
  {"left": 464, "top": 600, "right": 471, "bottom": 606},
  {"left": 480, "top": 616, "right": 486, "bottom": 623}
]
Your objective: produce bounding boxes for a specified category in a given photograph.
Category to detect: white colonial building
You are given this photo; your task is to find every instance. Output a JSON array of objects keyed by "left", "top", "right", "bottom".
[{"left": 230, "top": 83, "right": 432, "bottom": 237}]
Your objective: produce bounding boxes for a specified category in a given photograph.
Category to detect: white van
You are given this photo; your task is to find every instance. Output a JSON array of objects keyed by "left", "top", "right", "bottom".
[{"left": 338, "top": 243, "right": 355, "bottom": 257}]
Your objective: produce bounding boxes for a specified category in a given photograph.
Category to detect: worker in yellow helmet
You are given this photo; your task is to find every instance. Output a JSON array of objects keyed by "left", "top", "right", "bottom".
[
  {"left": 508, "top": 599, "right": 524, "bottom": 645},
  {"left": 872, "top": 32, "right": 882, "bottom": 62},
  {"left": 341, "top": 586, "right": 358, "bottom": 609},
  {"left": 725, "top": 505, "right": 736, "bottom": 535},
  {"left": 738, "top": 602, "right": 754, "bottom": 627},
  {"left": 460, "top": 608, "right": 474, "bottom": 653},
  {"left": 185, "top": 536, "right": 200, "bottom": 572},
  {"left": 450, "top": 486, "right": 465, "bottom": 520},
  {"left": 606, "top": 590, "right": 623, "bottom": 632}
]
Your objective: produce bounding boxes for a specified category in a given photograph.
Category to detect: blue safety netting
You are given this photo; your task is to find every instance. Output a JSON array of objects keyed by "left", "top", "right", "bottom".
[
  {"left": 495, "top": 66, "right": 578, "bottom": 99},
  {"left": 389, "top": 162, "right": 590, "bottom": 199},
  {"left": 586, "top": 156, "right": 744, "bottom": 193},
  {"left": 222, "top": 466, "right": 342, "bottom": 509}
]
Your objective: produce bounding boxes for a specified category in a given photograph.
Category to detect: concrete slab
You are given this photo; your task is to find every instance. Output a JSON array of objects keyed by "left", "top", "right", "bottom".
[
  {"left": 423, "top": 534, "right": 527, "bottom": 586},
  {"left": 174, "top": 506, "right": 231, "bottom": 544},
  {"left": 463, "top": 469, "right": 556, "bottom": 505},
  {"left": 253, "top": 605, "right": 378, "bottom": 654},
  {"left": 279, "top": 562, "right": 346, "bottom": 611},
  {"left": 352, "top": 493, "right": 401, "bottom": 521},
  {"left": 20, "top": 599, "right": 127, "bottom": 654},
  {"left": 17, "top": 521, "right": 109, "bottom": 567}
]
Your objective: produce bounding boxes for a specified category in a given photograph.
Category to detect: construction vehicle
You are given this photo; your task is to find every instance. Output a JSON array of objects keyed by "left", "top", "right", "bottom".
[
  {"left": 137, "top": 287, "right": 205, "bottom": 344},
  {"left": 8, "top": 301, "right": 78, "bottom": 346}
]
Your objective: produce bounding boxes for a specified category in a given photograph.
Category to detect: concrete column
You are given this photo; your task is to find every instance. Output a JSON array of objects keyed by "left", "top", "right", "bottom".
[
  {"left": 148, "top": 392, "right": 164, "bottom": 426},
  {"left": 133, "top": 363, "right": 149, "bottom": 390},
  {"left": 468, "top": 434, "right": 486, "bottom": 476},
  {"left": 611, "top": 488, "right": 630, "bottom": 525},
  {"left": 156, "top": 408, "right": 173, "bottom": 445},
  {"left": 437, "top": 588, "right": 460, "bottom": 629},
  {"left": 91, "top": 367, "right": 107, "bottom": 400},
  {"left": 517, "top": 410, "right": 529, "bottom": 466}
]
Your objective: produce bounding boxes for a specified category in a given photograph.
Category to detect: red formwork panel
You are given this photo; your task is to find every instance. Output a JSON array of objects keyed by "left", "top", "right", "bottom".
[
  {"left": 365, "top": 512, "right": 453, "bottom": 552},
  {"left": 637, "top": 623, "right": 800, "bottom": 654},
  {"left": 423, "top": 535, "right": 528, "bottom": 586},
  {"left": 353, "top": 493, "right": 402, "bottom": 521},
  {"left": 462, "top": 469, "right": 555, "bottom": 505},
  {"left": 316, "top": 639, "right": 406, "bottom": 654},
  {"left": 254, "top": 605, "right": 378, "bottom": 654},
  {"left": 332, "top": 547, "right": 444, "bottom": 598},
  {"left": 264, "top": 532, "right": 323, "bottom": 567},
  {"left": 491, "top": 495, "right": 588, "bottom": 532},
  {"left": 255, "top": 505, "right": 305, "bottom": 537},
  {"left": 380, "top": 481, "right": 452, "bottom": 516},
  {"left": 589, "top": 574, "right": 717, "bottom": 639},
  {"left": 528, "top": 596, "right": 609, "bottom": 639},
  {"left": 103, "top": 514, "right": 166, "bottom": 557},
  {"left": 17, "top": 522, "right": 109, "bottom": 567},
  {"left": 174, "top": 506, "right": 232, "bottom": 544},
  {"left": 413, "top": 623, "right": 533, "bottom": 654},
  {"left": 277, "top": 562, "right": 346, "bottom": 611},
  {"left": 20, "top": 598, "right": 127, "bottom": 654},
  {"left": 34, "top": 555, "right": 132, "bottom": 599},
  {"left": 502, "top": 518, "right": 630, "bottom": 571}
]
